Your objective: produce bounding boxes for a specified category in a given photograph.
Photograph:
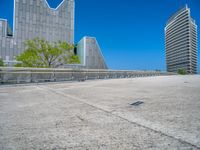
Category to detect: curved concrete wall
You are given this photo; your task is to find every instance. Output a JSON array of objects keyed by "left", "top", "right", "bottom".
[{"left": 77, "top": 37, "right": 108, "bottom": 69}]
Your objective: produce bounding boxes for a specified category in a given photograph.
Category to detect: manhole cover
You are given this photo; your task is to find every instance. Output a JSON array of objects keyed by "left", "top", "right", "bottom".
[{"left": 131, "top": 101, "right": 144, "bottom": 106}]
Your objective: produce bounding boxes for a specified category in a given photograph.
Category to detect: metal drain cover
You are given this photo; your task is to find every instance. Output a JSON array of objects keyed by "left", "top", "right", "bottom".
[{"left": 131, "top": 101, "right": 144, "bottom": 106}]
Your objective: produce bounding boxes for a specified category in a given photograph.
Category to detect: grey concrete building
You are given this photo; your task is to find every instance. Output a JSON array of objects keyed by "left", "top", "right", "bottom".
[
  {"left": 0, "top": 0, "right": 74, "bottom": 64},
  {"left": 77, "top": 37, "right": 107, "bottom": 69},
  {"left": 165, "top": 5, "right": 198, "bottom": 74},
  {"left": 0, "top": 0, "right": 107, "bottom": 69}
]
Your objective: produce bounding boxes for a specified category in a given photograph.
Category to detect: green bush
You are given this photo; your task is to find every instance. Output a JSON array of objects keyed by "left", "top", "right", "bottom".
[
  {"left": 0, "top": 58, "right": 4, "bottom": 66},
  {"left": 178, "top": 68, "right": 187, "bottom": 75}
]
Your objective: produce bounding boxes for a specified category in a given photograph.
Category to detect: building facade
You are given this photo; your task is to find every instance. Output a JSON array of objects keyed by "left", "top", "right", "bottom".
[
  {"left": 0, "top": 0, "right": 107, "bottom": 69},
  {"left": 165, "top": 5, "right": 198, "bottom": 74},
  {"left": 77, "top": 37, "right": 107, "bottom": 69},
  {"left": 0, "top": 0, "right": 74, "bottom": 64}
]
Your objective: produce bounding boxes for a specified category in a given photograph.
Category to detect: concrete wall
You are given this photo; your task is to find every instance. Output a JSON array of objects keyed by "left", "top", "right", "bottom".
[{"left": 0, "top": 67, "right": 176, "bottom": 84}]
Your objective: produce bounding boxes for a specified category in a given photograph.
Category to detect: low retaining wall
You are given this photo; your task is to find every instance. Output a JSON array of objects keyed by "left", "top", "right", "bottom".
[{"left": 0, "top": 67, "right": 175, "bottom": 84}]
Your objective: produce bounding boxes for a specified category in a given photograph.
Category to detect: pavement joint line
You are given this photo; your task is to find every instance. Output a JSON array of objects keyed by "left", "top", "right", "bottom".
[{"left": 36, "top": 85, "right": 200, "bottom": 149}]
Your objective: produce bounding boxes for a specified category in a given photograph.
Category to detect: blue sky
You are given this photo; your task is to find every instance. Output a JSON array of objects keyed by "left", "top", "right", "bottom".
[{"left": 0, "top": 0, "right": 199, "bottom": 72}]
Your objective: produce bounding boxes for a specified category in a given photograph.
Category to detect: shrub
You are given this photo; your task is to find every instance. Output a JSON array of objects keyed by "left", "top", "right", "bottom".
[
  {"left": 0, "top": 58, "right": 4, "bottom": 66},
  {"left": 178, "top": 68, "right": 187, "bottom": 75}
]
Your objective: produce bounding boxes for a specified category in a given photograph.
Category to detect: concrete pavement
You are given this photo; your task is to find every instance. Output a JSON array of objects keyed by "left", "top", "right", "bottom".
[{"left": 0, "top": 75, "right": 200, "bottom": 149}]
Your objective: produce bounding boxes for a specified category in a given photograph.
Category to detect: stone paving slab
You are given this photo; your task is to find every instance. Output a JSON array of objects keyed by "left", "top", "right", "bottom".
[{"left": 0, "top": 75, "right": 200, "bottom": 149}]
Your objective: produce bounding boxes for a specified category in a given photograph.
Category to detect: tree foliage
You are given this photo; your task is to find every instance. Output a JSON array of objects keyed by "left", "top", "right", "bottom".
[
  {"left": 15, "top": 38, "right": 80, "bottom": 68},
  {"left": 0, "top": 58, "right": 4, "bottom": 66}
]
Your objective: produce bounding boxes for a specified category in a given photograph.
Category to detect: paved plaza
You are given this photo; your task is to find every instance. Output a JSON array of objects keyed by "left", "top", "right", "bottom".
[{"left": 0, "top": 75, "right": 200, "bottom": 149}]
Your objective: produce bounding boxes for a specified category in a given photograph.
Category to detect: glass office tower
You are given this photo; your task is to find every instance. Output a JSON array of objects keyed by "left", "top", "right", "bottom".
[{"left": 165, "top": 5, "right": 198, "bottom": 74}]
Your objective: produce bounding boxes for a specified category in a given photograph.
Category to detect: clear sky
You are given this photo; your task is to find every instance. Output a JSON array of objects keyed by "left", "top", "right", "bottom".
[{"left": 0, "top": 0, "right": 199, "bottom": 72}]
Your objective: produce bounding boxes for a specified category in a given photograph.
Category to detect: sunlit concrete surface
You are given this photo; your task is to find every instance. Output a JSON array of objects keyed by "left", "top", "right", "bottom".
[{"left": 0, "top": 75, "right": 200, "bottom": 149}]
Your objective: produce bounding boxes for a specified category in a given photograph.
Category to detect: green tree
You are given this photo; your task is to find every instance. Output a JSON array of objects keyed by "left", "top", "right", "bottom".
[
  {"left": 178, "top": 68, "right": 187, "bottom": 75},
  {"left": 15, "top": 38, "right": 80, "bottom": 68},
  {"left": 0, "top": 58, "right": 4, "bottom": 66}
]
